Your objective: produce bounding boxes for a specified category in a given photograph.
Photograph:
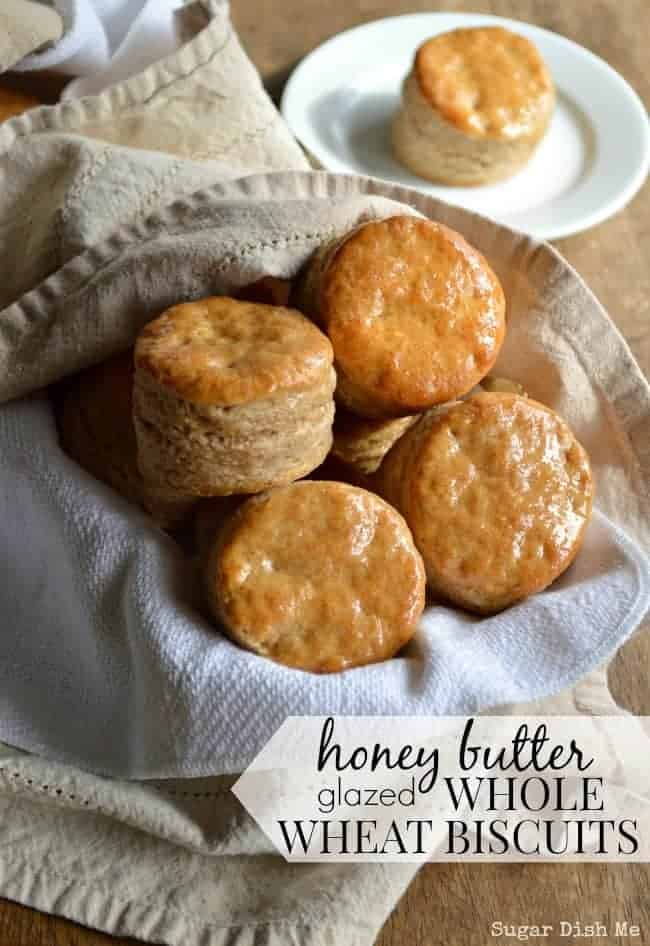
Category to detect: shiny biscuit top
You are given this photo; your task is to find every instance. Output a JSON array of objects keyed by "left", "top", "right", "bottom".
[
  {"left": 135, "top": 297, "right": 334, "bottom": 407},
  {"left": 402, "top": 393, "right": 594, "bottom": 611},
  {"left": 212, "top": 481, "right": 426, "bottom": 672},
  {"left": 321, "top": 216, "right": 505, "bottom": 415},
  {"left": 415, "top": 27, "right": 554, "bottom": 139}
]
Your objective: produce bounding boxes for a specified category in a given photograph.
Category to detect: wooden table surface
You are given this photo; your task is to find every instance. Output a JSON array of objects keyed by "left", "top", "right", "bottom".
[{"left": 1, "top": 1, "right": 648, "bottom": 944}]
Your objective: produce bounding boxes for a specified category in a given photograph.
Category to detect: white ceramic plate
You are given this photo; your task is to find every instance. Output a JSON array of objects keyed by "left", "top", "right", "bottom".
[{"left": 281, "top": 12, "right": 650, "bottom": 240}]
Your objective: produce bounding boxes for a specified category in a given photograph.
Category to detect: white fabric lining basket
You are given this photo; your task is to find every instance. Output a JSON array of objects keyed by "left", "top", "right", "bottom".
[{"left": 0, "top": 170, "right": 648, "bottom": 779}]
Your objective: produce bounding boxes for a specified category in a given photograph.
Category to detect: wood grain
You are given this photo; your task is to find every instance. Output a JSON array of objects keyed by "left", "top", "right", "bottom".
[{"left": 1, "top": 0, "right": 648, "bottom": 943}]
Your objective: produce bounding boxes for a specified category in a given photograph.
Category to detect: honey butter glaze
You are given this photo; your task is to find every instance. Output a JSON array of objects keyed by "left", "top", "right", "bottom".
[
  {"left": 135, "top": 297, "right": 333, "bottom": 407},
  {"left": 207, "top": 481, "right": 426, "bottom": 672},
  {"left": 321, "top": 216, "right": 506, "bottom": 417},
  {"left": 415, "top": 26, "right": 555, "bottom": 139},
  {"left": 378, "top": 393, "right": 594, "bottom": 613}
]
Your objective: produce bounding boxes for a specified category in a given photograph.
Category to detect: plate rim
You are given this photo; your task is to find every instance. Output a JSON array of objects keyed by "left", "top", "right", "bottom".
[{"left": 281, "top": 11, "right": 650, "bottom": 241}]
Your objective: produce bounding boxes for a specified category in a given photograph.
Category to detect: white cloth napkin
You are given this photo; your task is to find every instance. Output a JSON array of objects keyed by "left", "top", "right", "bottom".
[
  {"left": 0, "top": 382, "right": 646, "bottom": 778},
  {"left": 13, "top": 0, "right": 189, "bottom": 91}
]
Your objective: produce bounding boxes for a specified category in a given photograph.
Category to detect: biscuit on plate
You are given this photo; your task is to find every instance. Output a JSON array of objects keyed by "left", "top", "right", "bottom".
[
  {"left": 375, "top": 393, "right": 594, "bottom": 613},
  {"left": 57, "top": 352, "right": 196, "bottom": 530},
  {"left": 392, "top": 27, "right": 555, "bottom": 185},
  {"left": 295, "top": 215, "right": 505, "bottom": 418},
  {"left": 133, "top": 297, "right": 336, "bottom": 497},
  {"left": 204, "top": 480, "right": 426, "bottom": 672}
]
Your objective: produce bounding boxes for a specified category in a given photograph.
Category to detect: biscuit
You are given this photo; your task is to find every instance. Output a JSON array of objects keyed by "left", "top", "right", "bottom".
[
  {"left": 204, "top": 480, "right": 426, "bottom": 672},
  {"left": 375, "top": 393, "right": 594, "bottom": 613},
  {"left": 392, "top": 27, "right": 555, "bottom": 185},
  {"left": 57, "top": 352, "right": 196, "bottom": 530},
  {"left": 331, "top": 408, "right": 419, "bottom": 476},
  {"left": 133, "top": 297, "right": 336, "bottom": 496},
  {"left": 0, "top": 87, "right": 40, "bottom": 123},
  {"left": 295, "top": 215, "right": 505, "bottom": 418}
]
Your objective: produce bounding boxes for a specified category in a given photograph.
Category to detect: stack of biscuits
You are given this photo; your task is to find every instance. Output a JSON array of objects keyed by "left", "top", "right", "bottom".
[{"left": 57, "top": 213, "right": 594, "bottom": 674}]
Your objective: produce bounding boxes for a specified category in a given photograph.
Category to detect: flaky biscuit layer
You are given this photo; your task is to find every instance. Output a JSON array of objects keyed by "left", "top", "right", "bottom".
[{"left": 134, "top": 298, "right": 336, "bottom": 496}]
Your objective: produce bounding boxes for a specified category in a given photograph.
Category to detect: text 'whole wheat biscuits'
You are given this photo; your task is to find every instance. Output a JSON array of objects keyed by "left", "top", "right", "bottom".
[
  {"left": 392, "top": 26, "right": 555, "bottom": 185},
  {"left": 204, "top": 480, "right": 426, "bottom": 672},
  {"left": 295, "top": 215, "right": 506, "bottom": 419},
  {"left": 375, "top": 393, "right": 594, "bottom": 614},
  {"left": 133, "top": 297, "right": 336, "bottom": 497}
]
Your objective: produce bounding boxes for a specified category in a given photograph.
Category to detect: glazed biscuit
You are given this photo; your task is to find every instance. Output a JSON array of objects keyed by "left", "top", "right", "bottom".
[
  {"left": 133, "top": 297, "right": 336, "bottom": 497},
  {"left": 57, "top": 352, "right": 196, "bottom": 530},
  {"left": 376, "top": 393, "right": 594, "bottom": 613},
  {"left": 392, "top": 27, "right": 555, "bottom": 185},
  {"left": 0, "top": 86, "right": 40, "bottom": 123},
  {"left": 332, "top": 408, "right": 419, "bottom": 476},
  {"left": 296, "top": 215, "right": 506, "bottom": 418},
  {"left": 204, "top": 480, "right": 426, "bottom": 672}
]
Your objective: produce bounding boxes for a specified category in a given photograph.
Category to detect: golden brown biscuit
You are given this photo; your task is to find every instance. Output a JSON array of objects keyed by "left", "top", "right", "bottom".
[
  {"left": 204, "top": 480, "right": 426, "bottom": 672},
  {"left": 295, "top": 215, "right": 506, "bottom": 418},
  {"left": 375, "top": 393, "right": 594, "bottom": 613},
  {"left": 133, "top": 297, "right": 336, "bottom": 496},
  {"left": 392, "top": 27, "right": 555, "bottom": 185},
  {"left": 0, "top": 86, "right": 40, "bottom": 123},
  {"left": 57, "top": 352, "right": 196, "bottom": 530},
  {"left": 331, "top": 408, "right": 419, "bottom": 476}
]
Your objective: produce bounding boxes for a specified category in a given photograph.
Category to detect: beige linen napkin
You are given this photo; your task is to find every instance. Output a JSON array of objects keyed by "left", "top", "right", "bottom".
[
  {"left": 0, "top": 5, "right": 423, "bottom": 944},
  {"left": 0, "top": 3, "right": 648, "bottom": 945},
  {"left": 0, "top": 677, "right": 630, "bottom": 946}
]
